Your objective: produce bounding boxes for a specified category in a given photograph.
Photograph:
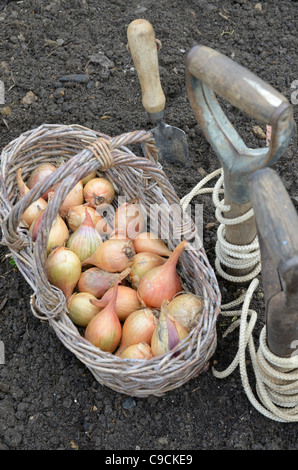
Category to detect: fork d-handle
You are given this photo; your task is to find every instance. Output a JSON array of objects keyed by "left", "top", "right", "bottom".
[
  {"left": 186, "top": 44, "right": 289, "bottom": 124},
  {"left": 249, "top": 168, "right": 298, "bottom": 357},
  {"left": 186, "top": 45, "right": 295, "bottom": 282},
  {"left": 127, "top": 19, "right": 166, "bottom": 119}
]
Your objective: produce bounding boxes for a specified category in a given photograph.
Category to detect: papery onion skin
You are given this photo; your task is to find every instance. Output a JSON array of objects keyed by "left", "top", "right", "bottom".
[
  {"left": 67, "top": 292, "right": 102, "bottom": 327},
  {"left": 166, "top": 293, "right": 204, "bottom": 333},
  {"left": 137, "top": 240, "right": 188, "bottom": 308},
  {"left": 66, "top": 209, "right": 102, "bottom": 262},
  {"left": 30, "top": 210, "right": 69, "bottom": 255},
  {"left": 109, "top": 228, "right": 129, "bottom": 240},
  {"left": 83, "top": 177, "right": 115, "bottom": 209},
  {"left": 133, "top": 232, "right": 172, "bottom": 257},
  {"left": 116, "top": 308, "right": 157, "bottom": 355},
  {"left": 114, "top": 201, "right": 145, "bottom": 240},
  {"left": 66, "top": 204, "right": 103, "bottom": 232},
  {"left": 128, "top": 252, "right": 166, "bottom": 289},
  {"left": 48, "top": 180, "right": 84, "bottom": 218},
  {"left": 45, "top": 246, "right": 81, "bottom": 298},
  {"left": 77, "top": 267, "right": 130, "bottom": 298},
  {"left": 119, "top": 342, "right": 153, "bottom": 360},
  {"left": 17, "top": 169, "right": 48, "bottom": 228},
  {"left": 90, "top": 285, "right": 142, "bottom": 322},
  {"left": 85, "top": 282, "right": 122, "bottom": 353},
  {"left": 82, "top": 171, "right": 97, "bottom": 186},
  {"left": 151, "top": 302, "right": 189, "bottom": 357},
  {"left": 27, "top": 162, "right": 58, "bottom": 200},
  {"left": 81, "top": 238, "right": 135, "bottom": 273}
]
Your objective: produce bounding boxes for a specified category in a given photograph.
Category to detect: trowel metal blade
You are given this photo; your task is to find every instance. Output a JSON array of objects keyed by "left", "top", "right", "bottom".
[{"left": 142, "top": 120, "right": 190, "bottom": 167}]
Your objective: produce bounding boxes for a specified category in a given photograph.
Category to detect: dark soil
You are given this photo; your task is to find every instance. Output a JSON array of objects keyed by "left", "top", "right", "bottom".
[{"left": 0, "top": 0, "right": 297, "bottom": 451}]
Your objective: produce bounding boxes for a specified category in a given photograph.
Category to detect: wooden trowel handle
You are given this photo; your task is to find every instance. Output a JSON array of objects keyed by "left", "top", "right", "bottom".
[{"left": 127, "top": 19, "right": 166, "bottom": 116}]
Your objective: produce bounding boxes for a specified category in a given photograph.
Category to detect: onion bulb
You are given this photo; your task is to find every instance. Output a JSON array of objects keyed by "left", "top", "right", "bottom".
[
  {"left": 133, "top": 232, "right": 172, "bottom": 257},
  {"left": 29, "top": 210, "right": 69, "bottom": 255},
  {"left": 151, "top": 301, "right": 189, "bottom": 357},
  {"left": 67, "top": 208, "right": 102, "bottom": 262},
  {"left": 114, "top": 200, "right": 145, "bottom": 239},
  {"left": 116, "top": 308, "right": 157, "bottom": 355},
  {"left": 46, "top": 246, "right": 81, "bottom": 298},
  {"left": 82, "top": 170, "right": 97, "bottom": 186},
  {"left": 27, "top": 162, "right": 58, "bottom": 200},
  {"left": 17, "top": 168, "right": 48, "bottom": 228},
  {"left": 90, "top": 285, "right": 142, "bottom": 322},
  {"left": 66, "top": 204, "right": 111, "bottom": 236},
  {"left": 67, "top": 292, "right": 102, "bottom": 327},
  {"left": 48, "top": 180, "right": 84, "bottom": 218},
  {"left": 77, "top": 267, "right": 130, "bottom": 298},
  {"left": 119, "top": 342, "right": 153, "bottom": 360},
  {"left": 128, "top": 252, "right": 166, "bottom": 289},
  {"left": 83, "top": 177, "right": 115, "bottom": 209},
  {"left": 137, "top": 240, "right": 188, "bottom": 308},
  {"left": 85, "top": 282, "right": 122, "bottom": 352},
  {"left": 166, "top": 293, "right": 204, "bottom": 332},
  {"left": 109, "top": 228, "right": 129, "bottom": 240},
  {"left": 82, "top": 238, "right": 135, "bottom": 273}
]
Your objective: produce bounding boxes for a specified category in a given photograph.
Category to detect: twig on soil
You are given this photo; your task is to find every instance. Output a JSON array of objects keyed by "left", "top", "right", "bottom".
[
  {"left": 0, "top": 296, "right": 8, "bottom": 312},
  {"left": 220, "top": 29, "right": 234, "bottom": 37}
]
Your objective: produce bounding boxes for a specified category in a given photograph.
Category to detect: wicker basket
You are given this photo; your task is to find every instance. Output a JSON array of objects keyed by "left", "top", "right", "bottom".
[{"left": 0, "top": 123, "right": 221, "bottom": 397}]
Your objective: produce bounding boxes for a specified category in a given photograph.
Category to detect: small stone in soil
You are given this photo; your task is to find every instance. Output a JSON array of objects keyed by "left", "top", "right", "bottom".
[{"left": 122, "top": 397, "right": 136, "bottom": 410}]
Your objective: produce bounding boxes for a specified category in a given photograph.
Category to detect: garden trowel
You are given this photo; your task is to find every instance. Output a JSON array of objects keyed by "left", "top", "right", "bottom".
[{"left": 127, "top": 19, "right": 190, "bottom": 167}]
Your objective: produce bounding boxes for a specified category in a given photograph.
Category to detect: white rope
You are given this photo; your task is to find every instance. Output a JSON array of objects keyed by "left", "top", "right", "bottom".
[{"left": 180, "top": 168, "right": 298, "bottom": 422}]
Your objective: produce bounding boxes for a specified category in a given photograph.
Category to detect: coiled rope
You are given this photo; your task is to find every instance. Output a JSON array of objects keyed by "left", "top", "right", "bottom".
[{"left": 180, "top": 168, "right": 298, "bottom": 423}]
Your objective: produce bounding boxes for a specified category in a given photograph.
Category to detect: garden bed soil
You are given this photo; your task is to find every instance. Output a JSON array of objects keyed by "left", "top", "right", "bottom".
[{"left": 0, "top": 0, "right": 297, "bottom": 451}]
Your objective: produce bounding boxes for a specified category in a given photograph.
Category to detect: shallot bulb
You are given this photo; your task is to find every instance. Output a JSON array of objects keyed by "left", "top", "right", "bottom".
[
  {"left": 119, "top": 342, "right": 153, "bottom": 360},
  {"left": 45, "top": 246, "right": 81, "bottom": 298},
  {"left": 66, "top": 208, "right": 102, "bottom": 262},
  {"left": 137, "top": 240, "right": 188, "bottom": 308},
  {"left": 82, "top": 238, "right": 135, "bottom": 273},
  {"left": 151, "top": 301, "right": 189, "bottom": 357},
  {"left": 17, "top": 169, "right": 48, "bottom": 228},
  {"left": 67, "top": 292, "right": 102, "bottom": 327},
  {"left": 133, "top": 232, "right": 172, "bottom": 257},
  {"left": 27, "top": 162, "right": 58, "bottom": 200},
  {"left": 29, "top": 210, "right": 69, "bottom": 255},
  {"left": 77, "top": 267, "right": 130, "bottom": 298},
  {"left": 82, "top": 170, "right": 97, "bottom": 186},
  {"left": 116, "top": 308, "right": 157, "bottom": 355},
  {"left": 83, "top": 177, "right": 115, "bottom": 209},
  {"left": 85, "top": 282, "right": 122, "bottom": 353},
  {"left": 166, "top": 293, "right": 204, "bottom": 333},
  {"left": 66, "top": 204, "right": 112, "bottom": 236},
  {"left": 128, "top": 252, "right": 166, "bottom": 289},
  {"left": 109, "top": 228, "right": 129, "bottom": 240},
  {"left": 48, "top": 180, "right": 84, "bottom": 218},
  {"left": 114, "top": 201, "right": 145, "bottom": 239},
  {"left": 90, "top": 285, "right": 142, "bottom": 322}
]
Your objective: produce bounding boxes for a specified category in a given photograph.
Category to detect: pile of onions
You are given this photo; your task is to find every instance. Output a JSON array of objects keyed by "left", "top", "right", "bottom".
[{"left": 22, "top": 163, "right": 202, "bottom": 362}]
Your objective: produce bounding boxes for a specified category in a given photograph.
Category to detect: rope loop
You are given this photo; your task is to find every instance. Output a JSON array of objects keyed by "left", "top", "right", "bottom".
[{"left": 180, "top": 166, "right": 298, "bottom": 423}]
